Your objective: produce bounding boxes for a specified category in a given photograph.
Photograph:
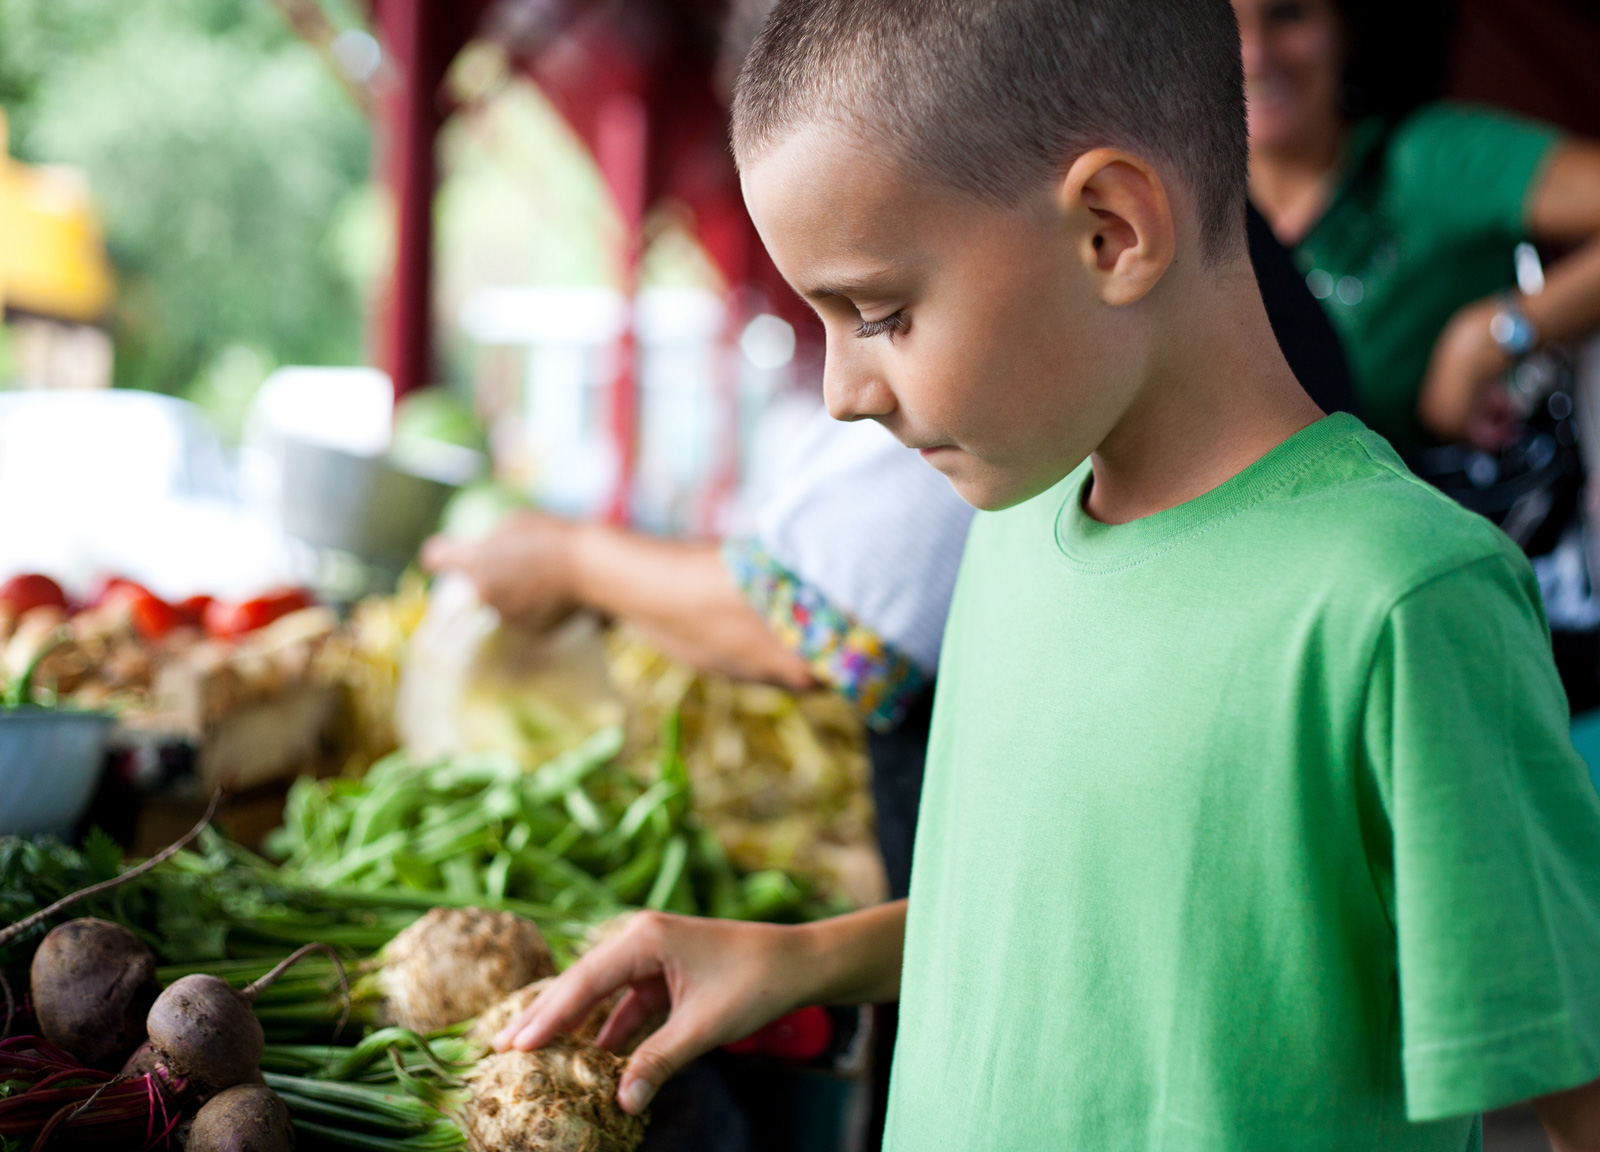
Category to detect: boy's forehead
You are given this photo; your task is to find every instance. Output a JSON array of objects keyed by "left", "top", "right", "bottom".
[{"left": 741, "top": 124, "right": 939, "bottom": 291}]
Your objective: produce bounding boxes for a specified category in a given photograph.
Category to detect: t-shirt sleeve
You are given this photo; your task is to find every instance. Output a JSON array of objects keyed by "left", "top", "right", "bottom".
[
  {"left": 1363, "top": 551, "right": 1600, "bottom": 1121},
  {"left": 1389, "top": 103, "right": 1562, "bottom": 246}
]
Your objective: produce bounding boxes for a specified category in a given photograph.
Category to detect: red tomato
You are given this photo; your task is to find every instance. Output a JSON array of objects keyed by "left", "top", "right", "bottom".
[
  {"left": 129, "top": 593, "right": 183, "bottom": 640},
  {"left": 724, "top": 1006, "right": 833, "bottom": 1063},
  {"left": 204, "top": 588, "right": 314, "bottom": 639},
  {"left": 0, "top": 574, "right": 68, "bottom": 616},
  {"left": 93, "top": 577, "right": 151, "bottom": 609},
  {"left": 175, "top": 595, "right": 214, "bottom": 627}
]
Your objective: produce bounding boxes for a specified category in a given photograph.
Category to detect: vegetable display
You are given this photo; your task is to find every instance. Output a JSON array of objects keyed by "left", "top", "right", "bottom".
[
  {"left": 0, "top": 711, "right": 841, "bottom": 1150},
  {"left": 0, "top": 825, "right": 652, "bottom": 1152},
  {"left": 0, "top": 584, "right": 877, "bottom": 1149},
  {"left": 0, "top": 572, "right": 330, "bottom": 723},
  {"left": 267, "top": 724, "right": 827, "bottom": 926},
  {"left": 606, "top": 632, "right": 884, "bottom": 909}
]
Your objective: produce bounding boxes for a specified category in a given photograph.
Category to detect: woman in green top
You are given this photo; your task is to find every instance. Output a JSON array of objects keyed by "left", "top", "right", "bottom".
[{"left": 1234, "top": 0, "right": 1600, "bottom": 451}]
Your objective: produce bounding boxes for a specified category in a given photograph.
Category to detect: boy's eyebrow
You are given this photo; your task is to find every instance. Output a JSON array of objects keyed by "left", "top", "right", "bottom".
[{"left": 802, "top": 273, "right": 901, "bottom": 301}]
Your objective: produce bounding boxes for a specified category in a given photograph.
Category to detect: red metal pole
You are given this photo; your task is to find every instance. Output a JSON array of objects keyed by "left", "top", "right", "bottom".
[
  {"left": 596, "top": 93, "right": 648, "bottom": 525},
  {"left": 374, "top": 0, "right": 440, "bottom": 400}
]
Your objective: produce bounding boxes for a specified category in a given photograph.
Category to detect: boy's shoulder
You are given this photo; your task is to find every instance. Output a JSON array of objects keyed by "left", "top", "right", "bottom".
[
  {"left": 977, "top": 415, "right": 1529, "bottom": 612},
  {"left": 1261, "top": 420, "right": 1530, "bottom": 605}
]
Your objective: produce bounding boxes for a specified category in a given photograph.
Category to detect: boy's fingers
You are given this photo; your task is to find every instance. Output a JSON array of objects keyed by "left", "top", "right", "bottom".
[
  {"left": 491, "top": 998, "right": 547, "bottom": 1050},
  {"left": 508, "top": 926, "right": 664, "bottom": 1051},
  {"left": 592, "top": 981, "right": 669, "bottom": 1052},
  {"left": 616, "top": 1015, "right": 714, "bottom": 1115}
]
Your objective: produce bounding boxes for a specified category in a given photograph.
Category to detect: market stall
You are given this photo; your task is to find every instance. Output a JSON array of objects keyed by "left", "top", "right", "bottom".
[
  {"left": 8, "top": 1, "right": 1600, "bottom": 1149},
  {"left": 0, "top": 575, "right": 883, "bottom": 1151}
]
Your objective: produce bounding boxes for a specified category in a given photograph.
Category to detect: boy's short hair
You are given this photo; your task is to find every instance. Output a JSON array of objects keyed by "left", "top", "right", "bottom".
[{"left": 732, "top": 0, "right": 1248, "bottom": 263}]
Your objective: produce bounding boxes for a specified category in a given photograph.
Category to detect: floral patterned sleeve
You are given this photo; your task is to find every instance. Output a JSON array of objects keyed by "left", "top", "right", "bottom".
[{"left": 723, "top": 537, "right": 928, "bottom": 733}]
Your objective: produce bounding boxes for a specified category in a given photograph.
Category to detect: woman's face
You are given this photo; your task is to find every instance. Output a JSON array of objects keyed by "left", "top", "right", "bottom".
[{"left": 1233, "top": 0, "right": 1346, "bottom": 153}]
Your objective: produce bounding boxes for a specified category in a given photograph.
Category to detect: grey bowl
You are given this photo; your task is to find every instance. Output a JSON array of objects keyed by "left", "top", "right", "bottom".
[
  {"left": 0, "top": 709, "right": 115, "bottom": 838},
  {"left": 279, "top": 438, "right": 466, "bottom": 568}
]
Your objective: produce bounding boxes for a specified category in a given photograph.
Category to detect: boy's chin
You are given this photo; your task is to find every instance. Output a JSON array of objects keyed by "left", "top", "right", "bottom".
[{"left": 940, "top": 460, "right": 1046, "bottom": 513}]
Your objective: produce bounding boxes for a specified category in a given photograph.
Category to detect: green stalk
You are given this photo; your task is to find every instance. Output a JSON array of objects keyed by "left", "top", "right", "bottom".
[{"left": 289, "top": 1119, "right": 466, "bottom": 1151}]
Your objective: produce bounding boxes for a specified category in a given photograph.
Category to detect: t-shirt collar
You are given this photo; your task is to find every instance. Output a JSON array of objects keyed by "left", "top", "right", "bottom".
[{"left": 1052, "top": 412, "right": 1365, "bottom": 572}]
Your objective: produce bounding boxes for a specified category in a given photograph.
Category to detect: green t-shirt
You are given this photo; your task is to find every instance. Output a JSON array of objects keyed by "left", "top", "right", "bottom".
[
  {"left": 1294, "top": 103, "right": 1560, "bottom": 445},
  {"left": 885, "top": 414, "right": 1600, "bottom": 1152}
]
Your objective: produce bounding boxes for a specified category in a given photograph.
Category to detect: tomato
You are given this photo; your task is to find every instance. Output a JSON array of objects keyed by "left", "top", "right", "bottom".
[
  {"left": 129, "top": 593, "right": 183, "bottom": 640},
  {"left": 204, "top": 588, "right": 314, "bottom": 639},
  {"left": 0, "top": 574, "right": 68, "bottom": 616},
  {"left": 724, "top": 1005, "right": 833, "bottom": 1063},
  {"left": 92, "top": 577, "right": 151, "bottom": 609},
  {"left": 175, "top": 595, "right": 214, "bottom": 627}
]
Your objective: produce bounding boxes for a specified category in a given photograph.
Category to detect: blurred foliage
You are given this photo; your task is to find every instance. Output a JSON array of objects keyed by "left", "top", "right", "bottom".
[{"left": 0, "top": 0, "right": 373, "bottom": 404}]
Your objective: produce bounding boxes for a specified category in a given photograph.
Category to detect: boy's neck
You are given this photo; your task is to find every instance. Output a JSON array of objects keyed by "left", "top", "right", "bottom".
[{"left": 1083, "top": 264, "right": 1324, "bottom": 527}]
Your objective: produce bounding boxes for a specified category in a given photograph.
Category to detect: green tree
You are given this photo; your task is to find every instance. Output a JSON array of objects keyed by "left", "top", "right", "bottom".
[{"left": 0, "top": 0, "right": 372, "bottom": 402}]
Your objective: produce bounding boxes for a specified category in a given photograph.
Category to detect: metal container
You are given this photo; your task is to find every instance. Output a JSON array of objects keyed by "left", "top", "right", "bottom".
[
  {"left": 278, "top": 438, "right": 462, "bottom": 569},
  {"left": 0, "top": 709, "right": 114, "bottom": 838}
]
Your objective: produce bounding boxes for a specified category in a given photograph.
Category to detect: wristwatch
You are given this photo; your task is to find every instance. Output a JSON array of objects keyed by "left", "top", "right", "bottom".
[{"left": 1488, "top": 298, "right": 1539, "bottom": 358}]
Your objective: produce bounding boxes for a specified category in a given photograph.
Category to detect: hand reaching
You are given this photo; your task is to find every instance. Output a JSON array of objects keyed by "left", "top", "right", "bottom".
[
  {"left": 421, "top": 512, "right": 582, "bottom": 631},
  {"left": 494, "top": 912, "right": 815, "bottom": 1114}
]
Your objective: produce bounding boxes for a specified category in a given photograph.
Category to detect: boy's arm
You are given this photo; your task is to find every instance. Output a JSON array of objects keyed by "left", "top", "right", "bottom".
[
  {"left": 494, "top": 902, "right": 907, "bottom": 1114},
  {"left": 1537, "top": 1076, "right": 1600, "bottom": 1151}
]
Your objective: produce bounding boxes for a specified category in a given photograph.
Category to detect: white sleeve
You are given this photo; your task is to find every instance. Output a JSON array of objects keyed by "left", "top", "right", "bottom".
[{"left": 753, "top": 411, "right": 975, "bottom": 673}]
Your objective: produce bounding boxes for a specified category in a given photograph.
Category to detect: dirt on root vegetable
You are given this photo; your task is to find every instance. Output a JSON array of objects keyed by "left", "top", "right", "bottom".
[
  {"left": 184, "top": 1083, "right": 295, "bottom": 1152},
  {"left": 465, "top": 980, "right": 628, "bottom": 1056},
  {"left": 144, "top": 944, "right": 347, "bottom": 1098},
  {"left": 28, "top": 918, "right": 160, "bottom": 1068},
  {"left": 380, "top": 907, "right": 555, "bottom": 1035},
  {"left": 459, "top": 1039, "right": 644, "bottom": 1152}
]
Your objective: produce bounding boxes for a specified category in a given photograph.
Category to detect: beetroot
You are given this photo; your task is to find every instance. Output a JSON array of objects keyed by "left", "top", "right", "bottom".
[
  {"left": 28, "top": 918, "right": 160, "bottom": 1067},
  {"left": 146, "top": 943, "right": 346, "bottom": 1098},
  {"left": 183, "top": 1083, "right": 295, "bottom": 1152},
  {"left": 145, "top": 974, "right": 266, "bottom": 1098}
]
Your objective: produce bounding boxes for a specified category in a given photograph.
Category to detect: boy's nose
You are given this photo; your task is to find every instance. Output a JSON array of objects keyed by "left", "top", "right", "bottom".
[{"left": 823, "top": 346, "right": 898, "bottom": 423}]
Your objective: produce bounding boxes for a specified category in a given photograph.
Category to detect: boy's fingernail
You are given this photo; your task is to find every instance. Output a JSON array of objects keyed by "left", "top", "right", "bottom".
[
  {"left": 491, "top": 1028, "right": 510, "bottom": 1050},
  {"left": 513, "top": 1027, "right": 536, "bottom": 1050},
  {"left": 620, "top": 1078, "right": 653, "bottom": 1114}
]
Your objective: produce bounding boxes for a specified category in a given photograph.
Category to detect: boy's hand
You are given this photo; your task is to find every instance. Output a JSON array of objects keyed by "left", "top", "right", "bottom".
[
  {"left": 493, "top": 912, "right": 817, "bottom": 1113},
  {"left": 493, "top": 903, "right": 907, "bottom": 1115},
  {"left": 421, "top": 512, "right": 581, "bottom": 631}
]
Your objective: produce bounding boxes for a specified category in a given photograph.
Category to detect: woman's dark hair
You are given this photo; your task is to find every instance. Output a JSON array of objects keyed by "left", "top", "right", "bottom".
[{"left": 1333, "top": 0, "right": 1456, "bottom": 120}]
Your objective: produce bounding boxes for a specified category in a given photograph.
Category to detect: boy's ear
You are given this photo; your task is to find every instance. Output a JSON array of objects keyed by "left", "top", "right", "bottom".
[{"left": 1056, "top": 149, "right": 1176, "bottom": 307}]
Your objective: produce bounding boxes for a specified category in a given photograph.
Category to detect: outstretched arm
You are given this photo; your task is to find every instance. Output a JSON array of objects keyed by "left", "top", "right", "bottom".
[
  {"left": 494, "top": 901, "right": 907, "bottom": 1115},
  {"left": 1420, "top": 140, "right": 1600, "bottom": 445},
  {"left": 422, "top": 512, "right": 815, "bottom": 689}
]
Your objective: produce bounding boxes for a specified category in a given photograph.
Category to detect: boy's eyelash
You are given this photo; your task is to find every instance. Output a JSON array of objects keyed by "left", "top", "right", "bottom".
[{"left": 855, "top": 311, "right": 908, "bottom": 339}]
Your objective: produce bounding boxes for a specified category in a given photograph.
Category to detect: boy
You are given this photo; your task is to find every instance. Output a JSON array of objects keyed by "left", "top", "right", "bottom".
[{"left": 496, "top": 0, "right": 1600, "bottom": 1146}]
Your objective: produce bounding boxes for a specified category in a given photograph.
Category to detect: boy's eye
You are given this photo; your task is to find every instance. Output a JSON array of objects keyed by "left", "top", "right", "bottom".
[{"left": 855, "top": 311, "right": 908, "bottom": 340}]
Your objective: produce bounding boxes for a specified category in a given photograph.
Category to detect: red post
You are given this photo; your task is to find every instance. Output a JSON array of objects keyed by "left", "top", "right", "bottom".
[
  {"left": 373, "top": 0, "right": 442, "bottom": 400},
  {"left": 595, "top": 93, "right": 648, "bottom": 525}
]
